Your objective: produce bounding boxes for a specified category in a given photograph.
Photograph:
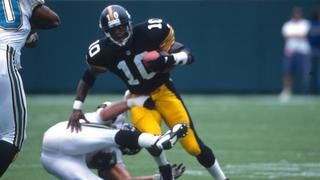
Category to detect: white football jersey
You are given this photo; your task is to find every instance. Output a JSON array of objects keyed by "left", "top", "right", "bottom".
[{"left": 0, "top": 0, "right": 44, "bottom": 68}]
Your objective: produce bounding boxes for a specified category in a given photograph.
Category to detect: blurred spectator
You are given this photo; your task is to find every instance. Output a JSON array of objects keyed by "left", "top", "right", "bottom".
[
  {"left": 280, "top": 7, "right": 311, "bottom": 103},
  {"left": 308, "top": 8, "right": 320, "bottom": 94}
]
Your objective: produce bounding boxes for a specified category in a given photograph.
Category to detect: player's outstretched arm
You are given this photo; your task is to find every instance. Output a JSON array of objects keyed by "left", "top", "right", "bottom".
[
  {"left": 67, "top": 68, "right": 99, "bottom": 132},
  {"left": 25, "top": 3, "right": 60, "bottom": 48},
  {"left": 67, "top": 80, "right": 90, "bottom": 132},
  {"left": 99, "top": 96, "right": 154, "bottom": 121},
  {"left": 30, "top": 4, "right": 60, "bottom": 29}
]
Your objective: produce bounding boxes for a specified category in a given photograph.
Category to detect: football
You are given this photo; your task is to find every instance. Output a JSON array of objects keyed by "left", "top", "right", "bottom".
[
  {"left": 142, "top": 50, "right": 160, "bottom": 63},
  {"left": 142, "top": 50, "right": 174, "bottom": 73}
]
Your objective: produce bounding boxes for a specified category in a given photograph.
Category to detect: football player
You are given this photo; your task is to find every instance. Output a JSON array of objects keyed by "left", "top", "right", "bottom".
[
  {"left": 42, "top": 95, "right": 187, "bottom": 179},
  {"left": 0, "top": 0, "right": 60, "bottom": 177},
  {"left": 68, "top": 4, "right": 228, "bottom": 180}
]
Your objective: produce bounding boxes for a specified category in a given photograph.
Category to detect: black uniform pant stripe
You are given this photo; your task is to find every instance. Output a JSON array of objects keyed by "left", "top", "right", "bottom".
[
  {"left": 6, "top": 46, "right": 26, "bottom": 150},
  {"left": 165, "top": 80, "right": 216, "bottom": 167},
  {"left": 165, "top": 81, "right": 205, "bottom": 147}
]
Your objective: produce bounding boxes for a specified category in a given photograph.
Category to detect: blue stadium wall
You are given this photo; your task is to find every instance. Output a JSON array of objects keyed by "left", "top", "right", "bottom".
[{"left": 22, "top": 0, "right": 320, "bottom": 93}]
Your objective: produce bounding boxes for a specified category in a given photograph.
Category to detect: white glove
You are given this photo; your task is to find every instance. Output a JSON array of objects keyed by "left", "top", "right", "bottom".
[{"left": 127, "top": 96, "right": 149, "bottom": 107}]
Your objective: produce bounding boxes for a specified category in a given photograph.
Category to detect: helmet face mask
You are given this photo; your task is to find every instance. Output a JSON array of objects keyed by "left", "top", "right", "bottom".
[
  {"left": 99, "top": 5, "right": 133, "bottom": 46},
  {"left": 104, "top": 23, "right": 132, "bottom": 46}
]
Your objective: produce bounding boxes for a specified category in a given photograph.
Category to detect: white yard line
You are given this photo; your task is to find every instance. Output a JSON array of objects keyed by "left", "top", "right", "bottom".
[
  {"left": 184, "top": 170, "right": 210, "bottom": 177},
  {"left": 184, "top": 162, "right": 320, "bottom": 179},
  {"left": 10, "top": 164, "right": 42, "bottom": 169},
  {"left": 225, "top": 162, "right": 320, "bottom": 179}
]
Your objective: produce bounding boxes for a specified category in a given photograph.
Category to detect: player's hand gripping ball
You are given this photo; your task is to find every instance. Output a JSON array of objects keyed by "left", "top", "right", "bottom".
[{"left": 142, "top": 50, "right": 174, "bottom": 73}]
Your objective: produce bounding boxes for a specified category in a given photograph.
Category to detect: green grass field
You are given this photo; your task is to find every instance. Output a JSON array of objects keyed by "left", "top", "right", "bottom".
[{"left": 2, "top": 94, "right": 320, "bottom": 180}]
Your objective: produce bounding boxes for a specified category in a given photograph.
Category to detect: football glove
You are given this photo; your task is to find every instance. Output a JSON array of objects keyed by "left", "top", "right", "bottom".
[
  {"left": 147, "top": 51, "right": 175, "bottom": 72},
  {"left": 24, "top": 32, "right": 39, "bottom": 48},
  {"left": 152, "top": 163, "right": 186, "bottom": 180},
  {"left": 172, "top": 163, "right": 186, "bottom": 179},
  {"left": 87, "top": 151, "right": 117, "bottom": 170}
]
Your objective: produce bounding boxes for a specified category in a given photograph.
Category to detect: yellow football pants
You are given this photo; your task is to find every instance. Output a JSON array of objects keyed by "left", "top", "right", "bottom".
[{"left": 130, "top": 83, "right": 202, "bottom": 156}]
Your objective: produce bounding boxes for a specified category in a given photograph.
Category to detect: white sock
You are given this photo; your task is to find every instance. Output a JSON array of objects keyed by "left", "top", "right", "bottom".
[
  {"left": 138, "top": 133, "right": 170, "bottom": 166},
  {"left": 138, "top": 133, "right": 159, "bottom": 148},
  {"left": 152, "top": 151, "right": 169, "bottom": 166},
  {"left": 207, "top": 160, "right": 227, "bottom": 180}
]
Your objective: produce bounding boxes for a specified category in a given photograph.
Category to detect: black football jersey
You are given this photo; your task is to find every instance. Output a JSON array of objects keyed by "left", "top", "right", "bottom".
[{"left": 86, "top": 18, "right": 175, "bottom": 94}]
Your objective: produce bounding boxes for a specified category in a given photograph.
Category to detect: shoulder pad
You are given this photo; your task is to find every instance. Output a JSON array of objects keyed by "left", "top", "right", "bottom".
[{"left": 134, "top": 18, "right": 175, "bottom": 51}]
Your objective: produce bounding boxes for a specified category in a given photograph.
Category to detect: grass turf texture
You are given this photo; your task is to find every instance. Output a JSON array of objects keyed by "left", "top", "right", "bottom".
[{"left": 2, "top": 95, "right": 320, "bottom": 180}]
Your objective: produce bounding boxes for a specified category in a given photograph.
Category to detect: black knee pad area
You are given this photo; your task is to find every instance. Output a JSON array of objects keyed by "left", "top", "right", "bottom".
[{"left": 196, "top": 145, "right": 216, "bottom": 168}]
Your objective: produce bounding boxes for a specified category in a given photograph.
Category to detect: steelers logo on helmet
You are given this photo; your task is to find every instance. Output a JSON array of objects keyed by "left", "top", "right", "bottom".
[{"left": 99, "top": 5, "right": 132, "bottom": 46}]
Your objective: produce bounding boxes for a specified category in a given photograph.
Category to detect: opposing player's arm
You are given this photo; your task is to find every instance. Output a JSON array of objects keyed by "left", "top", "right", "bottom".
[
  {"left": 99, "top": 96, "right": 155, "bottom": 121},
  {"left": 30, "top": 3, "right": 60, "bottom": 29},
  {"left": 25, "top": 1, "right": 60, "bottom": 48}
]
